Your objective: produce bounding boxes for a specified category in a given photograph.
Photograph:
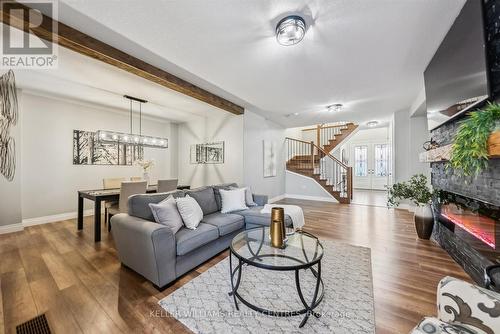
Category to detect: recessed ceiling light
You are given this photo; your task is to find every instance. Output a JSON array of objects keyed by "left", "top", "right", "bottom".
[
  {"left": 366, "top": 120, "right": 379, "bottom": 127},
  {"left": 276, "top": 15, "right": 306, "bottom": 46},
  {"left": 327, "top": 104, "right": 343, "bottom": 112}
]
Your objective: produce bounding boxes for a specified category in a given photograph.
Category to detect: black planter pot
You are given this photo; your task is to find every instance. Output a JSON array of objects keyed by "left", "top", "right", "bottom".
[{"left": 414, "top": 205, "right": 434, "bottom": 240}]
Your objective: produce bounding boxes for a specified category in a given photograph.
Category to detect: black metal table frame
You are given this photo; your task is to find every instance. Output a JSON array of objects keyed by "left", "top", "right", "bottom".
[{"left": 228, "top": 229, "right": 324, "bottom": 328}]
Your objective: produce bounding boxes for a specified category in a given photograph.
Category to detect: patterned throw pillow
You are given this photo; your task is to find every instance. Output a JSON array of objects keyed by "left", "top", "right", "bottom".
[{"left": 175, "top": 195, "right": 203, "bottom": 229}]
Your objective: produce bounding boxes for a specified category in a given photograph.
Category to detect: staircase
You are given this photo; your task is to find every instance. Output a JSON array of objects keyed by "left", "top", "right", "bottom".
[
  {"left": 311, "top": 122, "right": 358, "bottom": 153},
  {"left": 285, "top": 123, "right": 356, "bottom": 204}
]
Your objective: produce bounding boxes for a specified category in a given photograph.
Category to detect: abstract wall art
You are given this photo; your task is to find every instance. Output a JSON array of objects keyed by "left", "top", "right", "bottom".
[
  {"left": 73, "top": 130, "right": 143, "bottom": 165},
  {"left": 0, "top": 70, "right": 18, "bottom": 182},
  {"left": 190, "top": 141, "right": 224, "bottom": 164},
  {"left": 263, "top": 140, "right": 277, "bottom": 177}
]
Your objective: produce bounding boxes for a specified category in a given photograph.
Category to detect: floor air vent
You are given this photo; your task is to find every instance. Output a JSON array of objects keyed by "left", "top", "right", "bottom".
[{"left": 16, "top": 314, "right": 51, "bottom": 334}]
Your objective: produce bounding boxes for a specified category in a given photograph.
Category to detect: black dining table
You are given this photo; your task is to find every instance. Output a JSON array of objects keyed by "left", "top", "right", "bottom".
[{"left": 77, "top": 184, "right": 190, "bottom": 242}]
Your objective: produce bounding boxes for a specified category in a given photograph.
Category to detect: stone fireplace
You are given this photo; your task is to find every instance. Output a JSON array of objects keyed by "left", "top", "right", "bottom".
[
  {"left": 432, "top": 190, "right": 499, "bottom": 283},
  {"left": 431, "top": 117, "right": 500, "bottom": 286}
]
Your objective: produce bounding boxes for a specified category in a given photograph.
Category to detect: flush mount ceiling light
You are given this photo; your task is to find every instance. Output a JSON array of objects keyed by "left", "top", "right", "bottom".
[
  {"left": 276, "top": 15, "right": 306, "bottom": 46},
  {"left": 97, "top": 95, "right": 168, "bottom": 149},
  {"left": 327, "top": 104, "right": 343, "bottom": 113},
  {"left": 366, "top": 120, "right": 379, "bottom": 127}
]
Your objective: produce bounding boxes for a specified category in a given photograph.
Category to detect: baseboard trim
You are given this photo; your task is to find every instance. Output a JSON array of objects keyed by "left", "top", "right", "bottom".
[
  {"left": 284, "top": 194, "right": 338, "bottom": 203},
  {"left": 269, "top": 194, "right": 286, "bottom": 203},
  {"left": 22, "top": 209, "right": 94, "bottom": 227},
  {"left": 0, "top": 223, "right": 24, "bottom": 234}
]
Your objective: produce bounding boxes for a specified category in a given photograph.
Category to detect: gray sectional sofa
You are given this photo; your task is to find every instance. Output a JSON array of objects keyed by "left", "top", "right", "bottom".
[{"left": 111, "top": 183, "right": 291, "bottom": 290}]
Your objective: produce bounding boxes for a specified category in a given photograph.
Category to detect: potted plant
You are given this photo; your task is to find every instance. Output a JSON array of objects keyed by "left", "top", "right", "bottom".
[
  {"left": 449, "top": 102, "right": 500, "bottom": 176},
  {"left": 387, "top": 174, "right": 435, "bottom": 239}
]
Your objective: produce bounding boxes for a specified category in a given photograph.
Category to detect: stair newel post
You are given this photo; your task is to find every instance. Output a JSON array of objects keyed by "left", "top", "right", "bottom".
[
  {"left": 310, "top": 141, "right": 315, "bottom": 173},
  {"left": 316, "top": 124, "right": 321, "bottom": 148},
  {"left": 347, "top": 166, "right": 353, "bottom": 200}
]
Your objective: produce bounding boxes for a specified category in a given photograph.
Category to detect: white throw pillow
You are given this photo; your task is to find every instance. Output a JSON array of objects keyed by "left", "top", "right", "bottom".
[
  {"left": 230, "top": 186, "right": 258, "bottom": 207},
  {"left": 148, "top": 195, "right": 183, "bottom": 234},
  {"left": 220, "top": 188, "right": 248, "bottom": 213},
  {"left": 175, "top": 195, "right": 203, "bottom": 229}
]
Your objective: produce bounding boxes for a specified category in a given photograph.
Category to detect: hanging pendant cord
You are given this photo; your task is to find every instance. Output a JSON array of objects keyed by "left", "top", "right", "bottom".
[
  {"left": 139, "top": 102, "right": 142, "bottom": 136},
  {"left": 129, "top": 99, "right": 133, "bottom": 135}
]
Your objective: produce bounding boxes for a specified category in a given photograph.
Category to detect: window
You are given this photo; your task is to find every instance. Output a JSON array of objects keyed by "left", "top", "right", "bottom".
[
  {"left": 354, "top": 145, "right": 368, "bottom": 177},
  {"left": 375, "top": 144, "right": 389, "bottom": 177}
]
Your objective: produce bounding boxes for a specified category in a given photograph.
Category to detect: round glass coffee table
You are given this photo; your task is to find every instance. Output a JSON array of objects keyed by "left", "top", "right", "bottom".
[{"left": 228, "top": 227, "right": 324, "bottom": 328}]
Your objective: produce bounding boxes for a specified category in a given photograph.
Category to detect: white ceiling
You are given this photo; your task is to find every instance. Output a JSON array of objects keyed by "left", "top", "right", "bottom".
[
  {"left": 11, "top": 27, "right": 225, "bottom": 123},
  {"left": 45, "top": 0, "right": 465, "bottom": 127}
]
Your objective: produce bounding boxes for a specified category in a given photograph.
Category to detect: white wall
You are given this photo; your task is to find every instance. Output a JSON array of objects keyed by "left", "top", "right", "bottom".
[
  {"left": 20, "top": 91, "right": 177, "bottom": 219},
  {"left": 393, "top": 110, "right": 411, "bottom": 184},
  {"left": 243, "top": 110, "right": 286, "bottom": 200},
  {"left": 409, "top": 116, "right": 431, "bottom": 177},
  {"left": 285, "top": 171, "right": 335, "bottom": 202},
  {"left": 177, "top": 109, "right": 244, "bottom": 188},
  {"left": 392, "top": 110, "right": 430, "bottom": 184},
  {"left": 0, "top": 89, "right": 22, "bottom": 228}
]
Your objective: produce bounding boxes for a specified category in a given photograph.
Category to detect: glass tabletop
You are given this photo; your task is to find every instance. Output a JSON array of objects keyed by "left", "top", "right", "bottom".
[{"left": 230, "top": 227, "right": 323, "bottom": 269}]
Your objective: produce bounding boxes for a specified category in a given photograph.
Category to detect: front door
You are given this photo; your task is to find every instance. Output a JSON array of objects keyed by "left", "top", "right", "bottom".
[{"left": 352, "top": 142, "right": 390, "bottom": 190}]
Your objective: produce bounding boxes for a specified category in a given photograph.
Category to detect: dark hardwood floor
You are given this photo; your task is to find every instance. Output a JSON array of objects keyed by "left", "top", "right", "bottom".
[{"left": 0, "top": 199, "right": 470, "bottom": 334}]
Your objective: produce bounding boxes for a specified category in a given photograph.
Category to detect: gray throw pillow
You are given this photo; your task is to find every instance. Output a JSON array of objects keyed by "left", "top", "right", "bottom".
[
  {"left": 148, "top": 195, "right": 184, "bottom": 234},
  {"left": 184, "top": 187, "right": 218, "bottom": 215}
]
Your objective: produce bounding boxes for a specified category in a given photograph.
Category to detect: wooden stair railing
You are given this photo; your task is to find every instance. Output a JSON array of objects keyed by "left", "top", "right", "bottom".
[{"left": 285, "top": 137, "right": 353, "bottom": 204}]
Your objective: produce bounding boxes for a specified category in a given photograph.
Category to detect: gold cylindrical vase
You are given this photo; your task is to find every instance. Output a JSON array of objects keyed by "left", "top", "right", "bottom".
[{"left": 270, "top": 207, "right": 285, "bottom": 248}]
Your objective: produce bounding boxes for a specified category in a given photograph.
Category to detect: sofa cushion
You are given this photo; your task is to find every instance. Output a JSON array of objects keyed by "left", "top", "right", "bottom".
[
  {"left": 175, "top": 223, "right": 219, "bottom": 256},
  {"left": 236, "top": 206, "right": 293, "bottom": 227},
  {"left": 184, "top": 187, "right": 219, "bottom": 215},
  {"left": 202, "top": 212, "right": 244, "bottom": 236},
  {"left": 128, "top": 190, "right": 185, "bottom": 221},
  {"left": 213, "top": 183, "right": 238, "bottom": 210}
]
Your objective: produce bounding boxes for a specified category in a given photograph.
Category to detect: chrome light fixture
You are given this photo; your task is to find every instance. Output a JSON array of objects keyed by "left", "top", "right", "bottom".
[
  {"left": 97, "top": 95, "right": 168, "bottom": 149},
  {"left": 276, "top": 15, "right": 306, "bottom": 46},
  {"left": 327, "top": 104, "right": 343, "bottom": 113},
  {"left": 366, "top": 120, "right": 379, "bottom": 127}
]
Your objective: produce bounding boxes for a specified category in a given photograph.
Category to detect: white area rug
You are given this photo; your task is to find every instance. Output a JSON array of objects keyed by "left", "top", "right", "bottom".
[{"left": 159, "top": 240, "right": 375, "bottom": 333}]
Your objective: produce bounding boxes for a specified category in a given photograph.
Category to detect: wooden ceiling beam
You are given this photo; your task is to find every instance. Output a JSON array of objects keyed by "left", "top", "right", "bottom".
[{"left": 0, "top": 1, "right": 244, "bottom": 115}]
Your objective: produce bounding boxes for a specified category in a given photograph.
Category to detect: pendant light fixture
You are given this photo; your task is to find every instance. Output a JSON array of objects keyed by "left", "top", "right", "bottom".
[{"left": 96, "top": 95, "right": 168, "bottom": 149}]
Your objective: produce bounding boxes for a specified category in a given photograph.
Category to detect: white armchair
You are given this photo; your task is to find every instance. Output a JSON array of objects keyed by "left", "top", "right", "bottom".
[{"left": 411, "top": 276, "right": 500, "bottom": 334}]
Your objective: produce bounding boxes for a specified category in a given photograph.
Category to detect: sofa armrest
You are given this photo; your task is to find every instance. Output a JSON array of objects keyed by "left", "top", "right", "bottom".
[
  {"left": 437, "top": 276, "right": 500, "bottom": 332},
  {"left": 111, "top": 213, "right": 176, "bottom": 287},
  {"left": 253, "top": 194, "right": 268, "bottom": 206}
]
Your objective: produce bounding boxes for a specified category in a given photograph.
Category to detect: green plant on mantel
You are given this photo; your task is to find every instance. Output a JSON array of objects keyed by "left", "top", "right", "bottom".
[
  {"left": 387, "top": 174, "right": 434, "bottom": 207},
  {"left": 449, "top": 102, "right": 500, "bottom": 176}
]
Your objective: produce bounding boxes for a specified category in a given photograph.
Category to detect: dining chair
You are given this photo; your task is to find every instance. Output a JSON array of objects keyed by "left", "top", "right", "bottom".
[
  {"left": 103, "top": 177, "right": 126, "bottom": 189},
  {"left": 102, "top": 177, "right": 126, "bottom": 225},
  {"left": 107, "top": 181, "right": 147, "bottom": 232},
  {"left": 130, "top": 176, "right": 143, "bottom": 181},
  {"left": 158, "top": 179, "right": 178, "bottom": 193}
]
